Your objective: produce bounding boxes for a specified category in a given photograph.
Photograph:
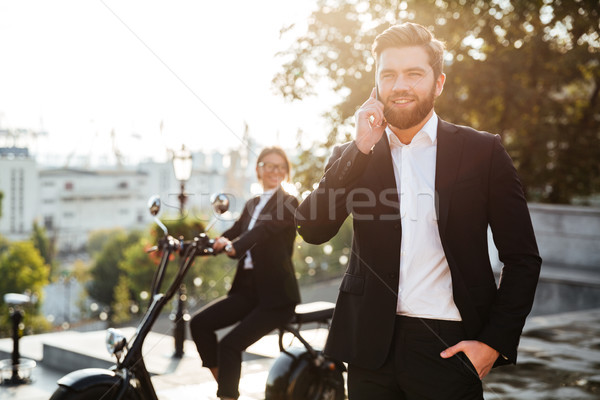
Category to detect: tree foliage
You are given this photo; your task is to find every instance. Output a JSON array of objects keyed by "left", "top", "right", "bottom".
[
  {"left": 30, "top": 221, "right": 55, "bottom": 277},
  {"left": 0, "top": 241, "right": 50, "bottom": 336},
  {"left": 87, "top": 229, "right": 142, "bottom": 308},
  {"left": 275, "top": 0, "right": 600, "bottom": 203},
  {"left": 293, "top": 217, "right": 354, "bottom": 285},
  {"left": 0, "top": 234, "right": 9, "bottom": 255},
  {"left": 111, "top": 274, "right": 132, "bottom": 324},
  {"left": 88, "top": 215, "right": 235, "bottom": 323},
  {"left": 145, "top": 217, "right": 234, "bottom": 309},
  {"left": 87, "top": 228, "right": 125, "bottom": 257},
  {"left": 0, "top": 241, "right": 49, "bottom": 299}
]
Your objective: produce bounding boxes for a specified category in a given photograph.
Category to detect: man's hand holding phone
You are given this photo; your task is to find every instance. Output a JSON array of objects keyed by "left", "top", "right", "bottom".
[{"left": 354, "top": 87, "right": 387, "bottom": 154}]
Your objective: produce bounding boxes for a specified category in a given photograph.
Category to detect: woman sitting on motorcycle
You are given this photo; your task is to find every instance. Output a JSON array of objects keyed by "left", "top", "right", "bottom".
[{"left": 189, "top": 146, "right": 301, "bottom": 400}]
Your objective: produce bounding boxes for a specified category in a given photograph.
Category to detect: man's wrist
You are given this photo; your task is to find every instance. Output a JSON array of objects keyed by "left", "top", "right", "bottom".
[{"left": 354, "top": 139, "right": 374, "bottom": 154}]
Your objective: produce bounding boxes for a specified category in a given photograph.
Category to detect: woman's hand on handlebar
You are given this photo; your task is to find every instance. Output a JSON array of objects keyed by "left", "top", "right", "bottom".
[
  {"left": 213, "top": 237, "right": 236, "bottom": 257},
  {"left": 212, "top": 237, "right": 228, "bottom": 252}
]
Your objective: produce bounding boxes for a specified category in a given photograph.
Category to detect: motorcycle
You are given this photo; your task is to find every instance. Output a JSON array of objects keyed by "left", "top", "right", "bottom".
[
  {"left": 49, "top": 194, "right": 345, "bottom": 400},
  {"left": 265, "top": 303, "right": 345, "bottom": 400}
]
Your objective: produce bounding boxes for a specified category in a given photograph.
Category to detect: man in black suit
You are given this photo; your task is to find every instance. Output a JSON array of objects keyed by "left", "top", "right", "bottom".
[{"left": 295, "top": 22, "right": 541, "bottom": 399}]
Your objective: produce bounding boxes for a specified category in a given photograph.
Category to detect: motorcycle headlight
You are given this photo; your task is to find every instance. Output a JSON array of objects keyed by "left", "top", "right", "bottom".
[{"left": 106, "top": 328, "right": 127, "bottom": 357}]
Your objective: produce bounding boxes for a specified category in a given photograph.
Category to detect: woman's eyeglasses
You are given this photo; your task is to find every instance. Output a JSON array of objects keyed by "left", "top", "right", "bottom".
[{"left": 258, "top": 162, "right": 288, "bottom": 173}]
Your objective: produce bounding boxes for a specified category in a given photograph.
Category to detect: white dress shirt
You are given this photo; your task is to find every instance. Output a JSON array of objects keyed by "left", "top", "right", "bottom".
[
  {"left": 387, "top": 112, "right": 462, "bottom": 321},
  {"left": 243, "top": 187, "right": 277, "bottom": 270}
]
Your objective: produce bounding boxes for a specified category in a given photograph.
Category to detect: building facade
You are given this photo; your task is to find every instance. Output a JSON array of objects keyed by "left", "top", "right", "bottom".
[
  {"left": 0, "top": 147, "right": 256, "bottom": 254},
  {"left": 0, "top": 147, "right": 39, "bottom": 241},
  {"left": 38, "top": 168, "right": 151, "bottom": 253}
]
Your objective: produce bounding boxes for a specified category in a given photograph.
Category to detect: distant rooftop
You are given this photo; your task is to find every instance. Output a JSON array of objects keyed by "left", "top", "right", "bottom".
[{"left": 0, "top": 146, "right": 29, "bottom": 158}]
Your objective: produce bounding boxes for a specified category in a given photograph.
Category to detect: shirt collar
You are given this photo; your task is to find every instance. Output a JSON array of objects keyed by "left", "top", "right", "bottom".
[
  {"left": 386, "top": 112, "right": 438, "bottom": 147},
  {"left": 263, "top": 187, "right": 278, "bottom": 196},
  {"left": 257, "top": 186, "right": 277, "bottom": 202}
]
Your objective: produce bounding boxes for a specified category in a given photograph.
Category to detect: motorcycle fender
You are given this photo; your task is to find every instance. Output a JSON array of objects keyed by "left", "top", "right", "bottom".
[{"left": 56, "top": 368, "right": 123, "bottom": 392}]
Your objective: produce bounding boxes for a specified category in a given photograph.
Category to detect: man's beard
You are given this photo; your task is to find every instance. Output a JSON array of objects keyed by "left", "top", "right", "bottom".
[{"left": 383, "top": 85, "right": 436, "bottom": 130}]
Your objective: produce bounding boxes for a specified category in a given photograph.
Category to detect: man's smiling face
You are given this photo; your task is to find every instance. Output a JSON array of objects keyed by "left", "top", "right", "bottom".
[{"left": 377, "top": 46, "right": 445, "bottom": 130}]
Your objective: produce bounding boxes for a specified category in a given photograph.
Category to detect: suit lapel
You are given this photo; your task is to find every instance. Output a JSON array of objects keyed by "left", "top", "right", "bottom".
[
  {"left": 242, "top": 196, "right": 261, "bottom": 231},
  {"left": 245, "top": 187, "right": 283, "bottom": 228},
  {"left": 435, "top": 119, "right": 463, "bottom": 239},
  {"left": 260, "top": 187, "right": 283, "bottom": 216},
  {"left": 372, "top": 133, "right": 399, "bottom": 208}
]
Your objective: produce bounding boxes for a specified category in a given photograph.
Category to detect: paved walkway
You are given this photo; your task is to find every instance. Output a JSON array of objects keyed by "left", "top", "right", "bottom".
[{"left": 483, "top": 308, "right": 600, "bottom": 399}]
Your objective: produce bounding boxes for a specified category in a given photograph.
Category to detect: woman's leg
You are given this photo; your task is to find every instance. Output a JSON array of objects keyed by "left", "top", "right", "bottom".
[
  {"left": 216, "top": 305, "right": 295, "bottom": 399},
  {"left": 189, "top": 294, "right": 255, "bottom": 371}
]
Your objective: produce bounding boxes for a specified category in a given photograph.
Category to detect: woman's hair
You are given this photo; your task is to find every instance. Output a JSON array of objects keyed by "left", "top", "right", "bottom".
[
  {"left": 256, "top": 146, "right": 292, "bottom": 182},
  {"left": 372, "top": 22, "right": 446, "bottom": 79}
]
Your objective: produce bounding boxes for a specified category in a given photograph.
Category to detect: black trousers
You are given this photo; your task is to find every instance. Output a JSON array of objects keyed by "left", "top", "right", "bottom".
[
  {"left": 189, "top": 269, "right": 294, "bottom": 399},
  {"left": 347, "top": 316, "right": 483, "bottom": 400}
]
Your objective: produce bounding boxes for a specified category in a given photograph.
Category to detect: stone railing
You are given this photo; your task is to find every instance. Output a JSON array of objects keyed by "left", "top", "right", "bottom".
[{"left": 528, "top": 203, "right": 600, "bottom": 270}]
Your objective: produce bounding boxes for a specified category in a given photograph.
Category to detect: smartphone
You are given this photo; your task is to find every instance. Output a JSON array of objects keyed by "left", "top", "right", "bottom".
[{"left": 375, "top": 81, "right": 386, "bottom": 125}]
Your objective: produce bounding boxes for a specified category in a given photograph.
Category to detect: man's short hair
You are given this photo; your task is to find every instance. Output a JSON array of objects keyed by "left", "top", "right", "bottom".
[{"left": 372, "top": 22, "right": 446, "bottom": 79}]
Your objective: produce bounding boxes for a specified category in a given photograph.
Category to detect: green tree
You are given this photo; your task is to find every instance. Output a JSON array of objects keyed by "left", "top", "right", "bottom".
[
  {"left": 87, "top": 228, "right": 124, "bottom": 257},
  {"left": 30, "top": 221, "right": 55, "bottom": 277},
  {"left": 0, "top": 241, "right": 49, "bottom": 298},
  {"left": 275, "top": 0, "right": 600, "bottom": 203},
  {"left": 185, "top": 247, "right": 236, "bottom": 307},
  {"left": 111, "top": 274, "right": 132, "bottom": 324},
  {"left": 119, "top": 217, "right": 233, "bottom": 314},
  {"left": 87, "top": 230, "right": 141, "bottom": 308},
  {"left": 0, "top": 241, "right": 50, "bottom": 336},
  {"left": 120, "top": 239, "right": 158, "bottom": 305},
  {"left": 0, "top": 234, "right": 9, "bottom": 255},
  {"left": 293, "top": 217, "right": 354, "bottom": 285}
]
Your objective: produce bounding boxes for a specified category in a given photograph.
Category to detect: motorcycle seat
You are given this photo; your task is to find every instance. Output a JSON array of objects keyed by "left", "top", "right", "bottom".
[{"left": 290, "top": 301, "right": 335, "bottom": 325}]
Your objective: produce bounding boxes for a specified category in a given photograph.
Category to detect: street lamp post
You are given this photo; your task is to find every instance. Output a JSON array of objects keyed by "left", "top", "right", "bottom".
[{"left": 172, "top": 145, "right": 193, "bottom": 358}]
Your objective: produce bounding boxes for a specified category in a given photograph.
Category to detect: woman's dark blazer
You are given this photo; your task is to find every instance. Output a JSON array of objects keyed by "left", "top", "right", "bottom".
[{"left": 222, "top": 187, "right": 301, "bottom": 309}]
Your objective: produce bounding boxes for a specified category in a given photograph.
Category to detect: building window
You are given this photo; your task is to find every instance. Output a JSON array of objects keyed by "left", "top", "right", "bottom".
[
  {"left": 10, "top": 170, "right": 16, "bottom": 232},
  {"left": 65, "top": 182, "right": 73, "bottom": 190},
  {"left": 44, "top": 216, "right": 54, "bottom": 231},
  {"left": 118, "top": 181, "right": 128, "bottom": 189}
]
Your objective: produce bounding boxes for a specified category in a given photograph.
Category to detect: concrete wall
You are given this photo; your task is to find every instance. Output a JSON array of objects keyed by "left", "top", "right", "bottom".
[
  {"left": 528, "top": 203, "right": 600, "bottom": 269},
  {"left": 526, "top": 203, "right": 600, "bottom": 315}
]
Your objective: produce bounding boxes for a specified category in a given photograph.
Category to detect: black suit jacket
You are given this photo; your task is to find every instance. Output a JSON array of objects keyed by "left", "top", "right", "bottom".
[
  {"left": 223, "top": 187, "right": 301, "bottom": 309},
  {"left": 296, "top": 118, "right": 541, "bottom": 370}
]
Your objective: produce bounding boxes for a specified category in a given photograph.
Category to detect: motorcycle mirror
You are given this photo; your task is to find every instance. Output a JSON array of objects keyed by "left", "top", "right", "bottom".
[
  {"left": 203, "top": 193, "right": 230, "bottom": 232},
  {"left": 148, "top": 195, "right": 168, "bottom": 235},
  {"left": 148, "top": 195, "right": 161, "bottom": 216},
  {"left": 211, "top": 193, "right": 230, "bottom": 215}
]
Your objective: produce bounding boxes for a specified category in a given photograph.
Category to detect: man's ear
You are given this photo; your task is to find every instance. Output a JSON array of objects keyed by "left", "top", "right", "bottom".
[{"left": 435, "top": 73, "right": 446, "bottom": 97}]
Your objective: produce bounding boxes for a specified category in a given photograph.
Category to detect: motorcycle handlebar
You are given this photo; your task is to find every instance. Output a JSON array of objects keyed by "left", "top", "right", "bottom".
[
  {"left": 148, "top": 233, "right": 216, "bottom": 299},
  {"left": 154, "top": 233, "right": 217, "bottom": 257}
]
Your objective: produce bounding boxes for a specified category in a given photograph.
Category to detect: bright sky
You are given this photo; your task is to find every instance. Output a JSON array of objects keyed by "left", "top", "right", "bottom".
[{"left": 0, "top": 0, "right": 334, "bottom": 166}]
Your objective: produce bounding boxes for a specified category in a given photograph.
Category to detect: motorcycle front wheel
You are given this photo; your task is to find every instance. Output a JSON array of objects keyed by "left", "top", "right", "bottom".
[{"left": 49, "top": 384, "right": 141, "bottom": 400}]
